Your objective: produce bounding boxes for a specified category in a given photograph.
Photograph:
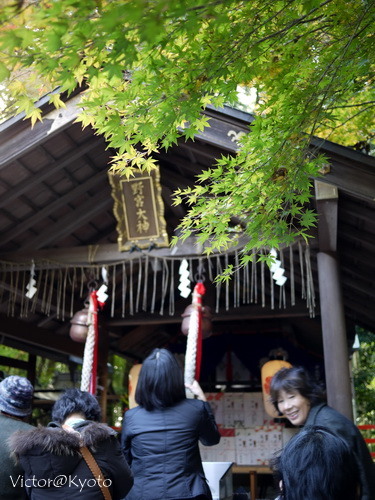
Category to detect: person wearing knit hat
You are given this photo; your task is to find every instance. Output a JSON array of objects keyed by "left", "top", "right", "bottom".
[
  {"left": 0, "top": 375, "right": 34, "bottom": 500},
  {"left": 0, "top": 375, "right": 34, "bottom": 417}
]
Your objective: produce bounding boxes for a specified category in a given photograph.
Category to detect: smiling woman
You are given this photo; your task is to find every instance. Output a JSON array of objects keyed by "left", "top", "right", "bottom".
[
  {"left": 270, "top": 367, "right": 375, "bottom": 500},
  {"left": 276, "top": 390, "right": 311, "bottom": 427}
]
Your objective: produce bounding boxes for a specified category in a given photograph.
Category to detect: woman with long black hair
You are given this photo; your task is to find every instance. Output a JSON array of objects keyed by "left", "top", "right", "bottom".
[
  {"left": 121, "top": 348, "right": 220, "bottom": 500},
  {"left": 272, "top": 425, "right": 360, "bottom": 500}
]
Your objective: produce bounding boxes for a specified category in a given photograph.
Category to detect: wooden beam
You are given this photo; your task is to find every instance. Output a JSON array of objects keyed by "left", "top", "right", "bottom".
[
  {"left": 0, "top": 335, "right": 75, "bottom": 363},
  {"left": 341, "top": 290, "right": 374, "bottom": 319},
  {"left": 27, "top": 354, "right": 36, "bottom": 386},
  {"left": 115, "top": 324, "right": 158, "bottom": 351},
  {"left": 0, "top": 280, "right": 60, "bottom": 319},
  {"left": 315, "top": 180, "right": 338, "bottom": 253},
  {"left": 313, "top": 158, "right": 375, "bottom": 203},
  {"left": 1, "top": 171, "right": 108, "bottom": 245},
  {"left": 158, "top": 152, "right": 205, "bottom": 176},
  {"left": 0, "top": 355, "right": 29, "bottom": 370},
  {"left": 0, "top": 314, "right": 84, "bottom": 358},
  {"left": 18, "top": 190, "right": 113, "bottom": 251},
  {"left": 0, "top": 95, "right": 82, "bottom": 168},
  {"left": 338, "top": 223, "right": 375, "bottom": 249},
  {"left": 0, "top": 236, "right": 250, "bottom": 265},
  {"left": 310, "top": 136, "right": 375, "bottom": 169},
  {"left": 194, "top": 111, "right": 250, "bottom": 152},
  {"left": 0, "top": 351, "right": 36, "bottom": 385},
  {"left": 177, "top": 140, "right": 230, "bottom": 161},
  {"left": 338, "top": 246, "right": 375, "bottom": 271},
  {"left": 107, "top": 303, "right": 312, "bottom": 327},
  {"left": 340, "top": 274, "right": 374, "bottom": 297},
  {"left": 0, "top": 137, "right": 103, "bottom": 209},
  {"left": 159, "top": 164, "right": 196, "bottom": 190},
  {"left": 340, "top": 199, "right": 374, "bottom": 225}
]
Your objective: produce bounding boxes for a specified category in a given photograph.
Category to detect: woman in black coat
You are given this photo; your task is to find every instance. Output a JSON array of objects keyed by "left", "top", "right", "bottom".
[
  {"left": 121, "top": 348, "right": 221, "bottom": 500},
  {"left": 9, "top": 388, "right": 133, "bottom": 499},
  {"left": 270, "top": 366, "right": 375, "bottom": 500}
]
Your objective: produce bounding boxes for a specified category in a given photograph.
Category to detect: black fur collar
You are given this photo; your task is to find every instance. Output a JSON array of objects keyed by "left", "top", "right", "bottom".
[{"left": 9, "top": 421, "right": 117, "bottom": 457}]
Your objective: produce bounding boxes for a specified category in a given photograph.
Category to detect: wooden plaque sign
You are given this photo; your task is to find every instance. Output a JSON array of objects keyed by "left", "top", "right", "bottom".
[{"left": 109, "top": 166, "right": 169, "bottom": 251}]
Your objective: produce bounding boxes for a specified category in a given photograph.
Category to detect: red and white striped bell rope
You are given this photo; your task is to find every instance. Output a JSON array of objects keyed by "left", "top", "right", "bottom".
[
  {"left": 80, "top": 291, "right": 99, "bottom": 395},
  {"left": 184, "top": 282, "right": 206, "bottom": 386}
]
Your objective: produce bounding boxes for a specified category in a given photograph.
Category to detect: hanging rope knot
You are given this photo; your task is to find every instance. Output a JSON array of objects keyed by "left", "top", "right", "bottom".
[
  {"left": 195, "top": 281, "right": 206, "bottom": 297},
  {"left": 194, "top": 259, "right": 206, "bottom": 284},
  {"left": 87, "top": 245, "right": 99, "bottom": 264}
]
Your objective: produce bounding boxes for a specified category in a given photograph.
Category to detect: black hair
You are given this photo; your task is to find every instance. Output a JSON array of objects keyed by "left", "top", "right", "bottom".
[
  {"left": 271, "top": 426, "right": 359, "bottom": 500},
  {"left": 269, "top": 366, "right": 325, "bottom": 416},
  {"left": 135, "top": 348, "right": 186, "bottom": 411},
  {"left": 51, "top": 388, "right": 101, "bottom": 423}
]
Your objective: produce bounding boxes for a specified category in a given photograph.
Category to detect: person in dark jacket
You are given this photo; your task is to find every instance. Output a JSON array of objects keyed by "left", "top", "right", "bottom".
[
  {"left": 121, "top": 348, "right": 221, "bottom": 500},
  {"left": 9, "top": 388, "right": 133, "bottom": 499},
  {"left": 270, "top": 366, "right": 375, "bottom": 500},
  {"left": 0, "top": 375, "right": 34, "bottom": 500},
  {"left": 271, "top": 425, "right": 360, "bottom": 500}
]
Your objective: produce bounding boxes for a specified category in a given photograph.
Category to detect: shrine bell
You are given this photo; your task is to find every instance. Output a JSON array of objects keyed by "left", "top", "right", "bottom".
[
  {"left": 69, "top": 307, "right": 89, "bottom": 343},
  {"left": 181, "top": 305, "right": 213, "bottom": 339}
]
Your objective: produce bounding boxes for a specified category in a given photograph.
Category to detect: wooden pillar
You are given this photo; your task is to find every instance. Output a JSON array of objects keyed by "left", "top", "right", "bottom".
[
  {"left": 317, "top": 252, "right": 352, "bottom": 419},
  {"left": 98, "top": 326, "right": 109, "bottom": 422},
  {"left": 250, "top": 471, "right": 257, "bottom": 500},
  {"left": 315, "top": 181, "right": 353, "bottom": 421},
  {"left": 27, "top": 354, "right": 37, "bottom": 386}
]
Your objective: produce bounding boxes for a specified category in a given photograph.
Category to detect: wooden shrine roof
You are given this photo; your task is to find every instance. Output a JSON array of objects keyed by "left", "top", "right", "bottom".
[{"left": 0, "top": 90, "right": 374, "bottom": 371}]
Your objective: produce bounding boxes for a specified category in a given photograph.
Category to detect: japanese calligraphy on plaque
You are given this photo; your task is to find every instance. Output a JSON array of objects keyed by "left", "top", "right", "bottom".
[{"left": 108, "top": 166, "right": 169, "bottom": 251}]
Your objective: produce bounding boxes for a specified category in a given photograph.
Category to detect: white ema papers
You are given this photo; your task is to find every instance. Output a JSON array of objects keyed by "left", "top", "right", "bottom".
[{"left": 203, "top": 392, "right": 291, "bottom": 466}]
